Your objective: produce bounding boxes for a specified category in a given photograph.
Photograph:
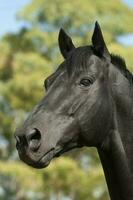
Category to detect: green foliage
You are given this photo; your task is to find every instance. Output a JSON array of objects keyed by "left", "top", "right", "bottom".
[
  {"left": 0, "top": 158, "right": 108, "bottom": 200},
  {"left": 0, "top": 41, "right": 13, "bottom": 81},
  {"left": 42, "top": 157, "right": 108, "bottom": 200},
  {"left": 3, "top": 52, "right": 52, "bottom": 110},
  {"left": 0, "top": 161, "right": 43, "bottom": 200},
  {"left": 18, "top": 0, "right": 133, "bottom": 41}
]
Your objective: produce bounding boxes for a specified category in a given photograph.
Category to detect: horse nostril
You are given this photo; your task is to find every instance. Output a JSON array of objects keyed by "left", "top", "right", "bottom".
[
  {"left": 27, "top": 128, "right": 41, "bottom": 152},
  {"left": 15, "top": 135, "right": 20, "bottom": 144},
  {"left": 15, "top": 135, "right": 20, "bottom": 150},
  {"left": 27, "top": 128, "right": 41, "bottom": 141},
  {"left": 14, "top": 134, "right": 27, "bottom": 150}
]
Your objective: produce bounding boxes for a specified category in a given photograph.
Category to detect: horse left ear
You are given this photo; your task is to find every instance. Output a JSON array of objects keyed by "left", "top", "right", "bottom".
[
  {"left": 92, "top": 21, "right": 111, "bottom": 62},
  {"left": 58, "top": 28, "right": 75, "bottom": 59}
]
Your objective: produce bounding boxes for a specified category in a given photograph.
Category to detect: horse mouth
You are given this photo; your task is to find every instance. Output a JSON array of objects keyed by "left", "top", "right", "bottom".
[{"left": 27, "top": 143, "right": 78, "bottom": 169}]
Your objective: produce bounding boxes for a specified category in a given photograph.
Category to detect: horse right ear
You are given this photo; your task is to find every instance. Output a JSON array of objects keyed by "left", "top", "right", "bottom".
[
  {"left": 58, "top": 28, "right": 75, "bottom": 59},
  {"left": 92, "top": 21, "right": 111, "bottom": 62}
]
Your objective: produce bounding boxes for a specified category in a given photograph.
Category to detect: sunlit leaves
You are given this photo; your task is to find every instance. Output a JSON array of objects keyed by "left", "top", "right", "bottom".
[{"left": 0, "top": 158, "right": 108, "bottom": 200}]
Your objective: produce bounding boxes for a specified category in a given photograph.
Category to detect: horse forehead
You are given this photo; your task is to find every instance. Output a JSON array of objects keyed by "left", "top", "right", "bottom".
[
  {"left": 68, "top": 46, "right": 93, "bottom": 62},
  {"left": 64, "top": 47, "right": 94, "bottom": 76}
]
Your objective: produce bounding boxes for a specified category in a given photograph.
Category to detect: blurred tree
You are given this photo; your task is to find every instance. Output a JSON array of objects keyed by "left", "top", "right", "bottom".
[
  {"left": 42, "top": 157, "right": 109, "bottom": 200},
  {"left": 0, "top": 158, "right": 109, "bottom": 200},
  {"left": 17, "top": 0, "right": 133, "bottom": 41},
  {"left": 0, "top": 161, "right": 44, "bottom": 200}
]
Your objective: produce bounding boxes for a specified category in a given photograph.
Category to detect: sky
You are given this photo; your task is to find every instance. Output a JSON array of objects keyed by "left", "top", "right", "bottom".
[
  {"left": 123, "top": 0, "right": 133, "bottom": 7},
  {"left": 0, "top": 0, "right": 133, "bottom": 45},
  {"left": 0, "top": 0, "right": 30, "bottom": 36}
]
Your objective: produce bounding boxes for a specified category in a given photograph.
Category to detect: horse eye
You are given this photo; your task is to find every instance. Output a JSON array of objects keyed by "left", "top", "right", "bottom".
[{"left": 80, "top": 78, "right": 93, "bottom": 87}]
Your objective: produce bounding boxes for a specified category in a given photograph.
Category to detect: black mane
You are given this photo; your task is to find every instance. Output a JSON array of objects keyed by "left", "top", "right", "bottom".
[{"left": 111, "top": 54, "right": 133, "bottom": 84}]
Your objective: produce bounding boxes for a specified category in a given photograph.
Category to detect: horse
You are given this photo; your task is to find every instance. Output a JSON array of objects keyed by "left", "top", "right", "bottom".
[{"left": 15, "top": 22, "right": 133, "bottom": 200}]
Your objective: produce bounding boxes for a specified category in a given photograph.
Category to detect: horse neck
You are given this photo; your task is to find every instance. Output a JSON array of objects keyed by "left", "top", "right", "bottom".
[{"left": 98, "top": 73, "right": 133, "bottom": 200}]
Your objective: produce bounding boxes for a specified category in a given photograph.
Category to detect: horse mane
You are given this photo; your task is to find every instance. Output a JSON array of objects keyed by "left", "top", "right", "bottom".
[{"left": 111, "top": 54, "right": 133, "bottom": 84}]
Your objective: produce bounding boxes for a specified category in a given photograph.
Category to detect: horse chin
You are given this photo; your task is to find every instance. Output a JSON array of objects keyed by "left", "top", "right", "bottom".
[
  {"left": 19, "top": 143, "right": 79, "bottom": 169},
  {"left": 17, "top": 148, "right": 54, "bottom": 169},
  {"left": 36, "top": 149, "right": 55, "bottom": 168},
  {"left": 25, "top": 159, "right": 51, "bottom": 169},
  {"left": 30, "top": 148, "right": 63, "bottom": 169}
]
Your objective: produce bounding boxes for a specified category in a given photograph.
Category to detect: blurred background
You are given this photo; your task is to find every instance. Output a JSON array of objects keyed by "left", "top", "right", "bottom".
[{"left": 0, "top": 0, "right": 133, "bottom": 199}]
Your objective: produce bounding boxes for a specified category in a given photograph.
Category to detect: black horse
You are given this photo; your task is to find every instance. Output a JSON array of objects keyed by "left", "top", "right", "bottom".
[{"left": 15, "top": 22, "right": 133, "bottom": 200}]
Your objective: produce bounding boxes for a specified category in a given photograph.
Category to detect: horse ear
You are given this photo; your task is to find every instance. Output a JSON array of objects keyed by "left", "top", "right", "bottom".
[
  {"left": 58, "top": 28, "right": 75, "bottom": 59},
  {"left": 92, "top": 21, "right": 110, "bottom": 62}
]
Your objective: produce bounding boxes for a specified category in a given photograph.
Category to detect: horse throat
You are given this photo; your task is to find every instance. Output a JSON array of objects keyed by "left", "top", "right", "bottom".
[
  {"left": 98, "top": 131, "right": 133, "bottom": 200},
  {"left": 98, "top": 89, "right": 133, "bottom": 200}
]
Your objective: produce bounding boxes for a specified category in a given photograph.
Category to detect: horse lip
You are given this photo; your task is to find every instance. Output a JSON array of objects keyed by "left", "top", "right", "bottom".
[
  {"left": 32, "top": 143, "right": 78, "bottom": 168},
  {"left": 54, "top": 143, "right": 78, "bottom": 157},
  {"left": 38, "top": 148, "right": 55, "bottom": 162},
  {"left": 18, "top": 143, "right": 79, "bottom": 169},
  {"left": 37, "top": 147, "right": 61, "bottom": 166},
  {"left": 38, "top": 144, "right": 76, "bottom": 163}
]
